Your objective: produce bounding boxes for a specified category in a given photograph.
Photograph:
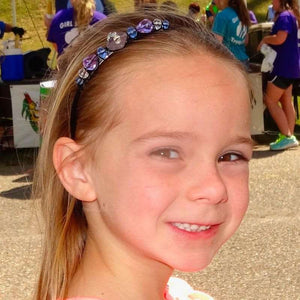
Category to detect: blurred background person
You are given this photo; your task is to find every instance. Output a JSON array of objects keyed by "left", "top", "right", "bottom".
[
  {"left": 66, "top": 0, "right": 116, "bottom": 15},
  {"left": 45, "top": 0, "right": 115, "bottom": 33},
  {"left": 266, "top": 3, "right": 275, "bottom": 21},
  {"left": 242, "top": 0, "right": 257, "bottom": 24},
  {"left": 0, "top": 21, "right": 25, "bottom": 39},
  {"left": 188, "top": 2, "right": 201, "bottom": 21},
  {"left": 212, "top": 0, "right": 250, "bottom": 67},
  {"left": 248, "top": 9, "right": 258, "bottom": 24},
  {"left": 258, "top": 0, "right": 300, "bottom": 150},
  {"left": 55, "top": 0, "right": 115, "bottom": 14},
  {"left": 205, "top": 1, "right": 219, "bottom": 27},
  {"left": 47, "top": 0, "right": 106, "bottom": 56}
]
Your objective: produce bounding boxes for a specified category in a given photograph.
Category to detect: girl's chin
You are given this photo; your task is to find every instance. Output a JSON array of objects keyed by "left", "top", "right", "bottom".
[{"left": 168, "top": 256, "right": 214, "bottom": 273}]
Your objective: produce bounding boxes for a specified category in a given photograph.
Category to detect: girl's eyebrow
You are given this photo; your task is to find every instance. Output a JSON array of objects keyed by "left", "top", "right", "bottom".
[
  {"left": 133, "top": 131, "right": 254, "bottom": 147},
  {"left": 132, "top": 130, "right": 193, "bottom": 143},
  {"left": 230, "top": 136, "right": 255, "bottom": 148}
]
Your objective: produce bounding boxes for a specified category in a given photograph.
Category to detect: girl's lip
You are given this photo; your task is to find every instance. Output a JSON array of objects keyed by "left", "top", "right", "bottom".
[
  {"left": 170, "top": 221, "right": 220, "bottom": 227},
  {"left": 168, "top": 222, "right": 220, "bottom": 239}
]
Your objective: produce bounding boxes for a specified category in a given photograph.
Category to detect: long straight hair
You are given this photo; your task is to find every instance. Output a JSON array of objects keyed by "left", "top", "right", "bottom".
[{"left": 228, "top": 0, "right": 251, "bottom": 27}]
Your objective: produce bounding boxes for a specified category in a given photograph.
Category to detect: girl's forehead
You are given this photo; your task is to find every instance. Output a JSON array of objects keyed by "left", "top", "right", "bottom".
[
  {"left": 117, "top": 54, "right": 245, "bottom": 94},
  {"left": 113, "top": 54, "right": 249, "bottom": 121}
]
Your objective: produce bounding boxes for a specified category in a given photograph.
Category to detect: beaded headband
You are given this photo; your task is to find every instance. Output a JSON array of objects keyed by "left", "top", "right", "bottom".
[
  {"left": 70, "top": 18, "right": 170, "bottom": 138},
  {"left": 75, "top": 18, "right": 170, "bottom": 88}
]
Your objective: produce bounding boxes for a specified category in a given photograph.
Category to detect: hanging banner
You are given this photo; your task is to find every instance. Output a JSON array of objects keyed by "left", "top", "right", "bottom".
[
  {"left": 10, "top": 84, "right": 40, "bottom": 148},
  {"left": 249, "top": 72, "right": 264, "bottom": 135}
]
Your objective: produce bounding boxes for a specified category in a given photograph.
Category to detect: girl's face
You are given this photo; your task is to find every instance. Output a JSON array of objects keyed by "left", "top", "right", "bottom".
[{"left": 86, "top": 54, "right": 252, "bottom": 272}]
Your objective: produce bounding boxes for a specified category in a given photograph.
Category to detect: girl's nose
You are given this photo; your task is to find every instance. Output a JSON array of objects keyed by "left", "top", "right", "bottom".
[{"left": 185, "top": 164, "right": 228, "bottom": 204}]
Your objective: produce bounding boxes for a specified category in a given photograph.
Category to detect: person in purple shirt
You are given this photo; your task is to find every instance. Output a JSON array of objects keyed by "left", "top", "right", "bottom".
[
  {"left": 248, "top": 10, "right": 258, "bottom": 24},
  {"left": 258, "top": 0, "right": 300, "bottom": 150},
  {"left": 47, "top": 0, "right": 106, "bottom": 56}
]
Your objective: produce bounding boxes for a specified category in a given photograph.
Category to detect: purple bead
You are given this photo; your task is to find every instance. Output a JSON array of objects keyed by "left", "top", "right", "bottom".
[
  {"left": 83, "top": 54, "right": 99, "bottom": 71},
  {"left": 107, "top": 32, "right": 128, "bottom": 51},
  {"left": 136, "top": 19, "right": 154, "bottom": 34}
]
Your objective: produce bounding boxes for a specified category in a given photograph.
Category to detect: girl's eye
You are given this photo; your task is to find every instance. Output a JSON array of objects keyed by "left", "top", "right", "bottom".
[
  {"left": 151, "top": 148, "right": 180, "bottom": 159},
  {"left": 218, "top": 153, "right": 246, "bottom": 162}
]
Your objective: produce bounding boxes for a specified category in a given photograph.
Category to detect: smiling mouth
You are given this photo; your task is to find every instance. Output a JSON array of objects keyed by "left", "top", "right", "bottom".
[{"left": 172, "top": 222, "right": 211, "bottom": 232}]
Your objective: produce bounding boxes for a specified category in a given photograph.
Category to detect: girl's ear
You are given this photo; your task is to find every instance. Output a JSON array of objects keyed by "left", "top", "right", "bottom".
[{"left": 53, "top": 137, "right": 96, "bottom": 202}]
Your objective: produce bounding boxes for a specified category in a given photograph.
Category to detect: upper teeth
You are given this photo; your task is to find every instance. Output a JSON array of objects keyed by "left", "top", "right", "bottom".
[{"left": 172, "top": 223, "right": 211, "bottom": 232}]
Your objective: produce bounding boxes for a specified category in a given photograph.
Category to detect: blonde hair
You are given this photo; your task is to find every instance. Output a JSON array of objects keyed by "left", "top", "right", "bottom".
[
  {"left": 33, "top": 10, "right": 250, "bottom": 299},
  {"left": 72, "top": 0, "right": 96, "bottom": 31}
]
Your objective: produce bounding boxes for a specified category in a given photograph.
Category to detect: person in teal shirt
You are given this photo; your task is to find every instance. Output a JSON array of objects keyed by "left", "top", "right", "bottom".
[{"left": 212, "top": 0, "right": 250, "bottom": 65}]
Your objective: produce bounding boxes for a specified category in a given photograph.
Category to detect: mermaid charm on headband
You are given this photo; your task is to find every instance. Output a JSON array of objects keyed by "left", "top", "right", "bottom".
[{"left": 76, "top": 18, "right": 170, "bottom": 88}]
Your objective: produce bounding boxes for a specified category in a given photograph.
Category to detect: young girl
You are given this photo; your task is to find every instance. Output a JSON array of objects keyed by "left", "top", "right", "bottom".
[
  {"left": 33, "top": 9, "right": 253, "bottom": 300},
  {"left": 212, "top": 0, "right": 250, "bottom": 65},
  {"left": 258, "top": 0, "right": 300, "bottom": 150}
]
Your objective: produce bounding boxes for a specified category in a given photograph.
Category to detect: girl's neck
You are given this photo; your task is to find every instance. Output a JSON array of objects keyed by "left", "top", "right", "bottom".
[{"left": 67, "top": 235, "right": 173, "bottom": 300}]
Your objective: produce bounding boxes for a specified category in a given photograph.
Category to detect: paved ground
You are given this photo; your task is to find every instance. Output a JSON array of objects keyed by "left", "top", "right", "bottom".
[{"left": 0, "top": 136, "right": 299, "bottom": 300}]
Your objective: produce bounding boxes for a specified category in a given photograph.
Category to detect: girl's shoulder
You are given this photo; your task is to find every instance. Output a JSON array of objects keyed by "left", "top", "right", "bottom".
[
  {"left": 274, "top": 10, "right": 297, "bottom": 28},
  {"left": 278, "top": 10, "right": 296, "bottom": 20},
  {"left": 64, "top": 277, "right": 214, "bottom": 300},
  {"left": 66, "top": 297, "right": 103, "bottom": 300},
  {"left": 65, "top": 298, "right": 102, "bottom": 300},
  {"left": 217, "top": 7, "right": 236, "bottom": 20}
]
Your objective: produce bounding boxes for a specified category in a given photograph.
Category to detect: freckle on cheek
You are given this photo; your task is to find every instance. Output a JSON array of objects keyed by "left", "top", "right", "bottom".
[{"left": 100, "top": 202, "right": 106, "bottom": 210}]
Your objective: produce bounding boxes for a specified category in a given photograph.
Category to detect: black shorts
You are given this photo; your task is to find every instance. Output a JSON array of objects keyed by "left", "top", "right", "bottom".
[{"left": 268, "top": 74, "right": 295, "bottom": 89}]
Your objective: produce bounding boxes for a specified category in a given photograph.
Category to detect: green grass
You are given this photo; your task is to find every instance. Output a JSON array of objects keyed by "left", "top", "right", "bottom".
[
  {"left": 0, "top": 0, "right": 270, "bottom": 58},
  {"left": 248, "top": 0, "right": 271, "bottom": 22}
]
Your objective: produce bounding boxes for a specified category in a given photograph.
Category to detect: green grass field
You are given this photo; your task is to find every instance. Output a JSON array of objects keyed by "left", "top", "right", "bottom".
[{"left": 0, "top": 0, "right": 270, "bottom": 57}]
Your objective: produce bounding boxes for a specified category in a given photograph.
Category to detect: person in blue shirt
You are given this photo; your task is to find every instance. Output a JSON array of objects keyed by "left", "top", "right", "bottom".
[
  {"left": 266, "top": 4, "right": 275, "bottom": 21},
  {"left": 212, "top": 0, "right": 250, "bottom": 66},
  {"left": 0, "top": 21, "right": 25, "bottom": 39}
]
